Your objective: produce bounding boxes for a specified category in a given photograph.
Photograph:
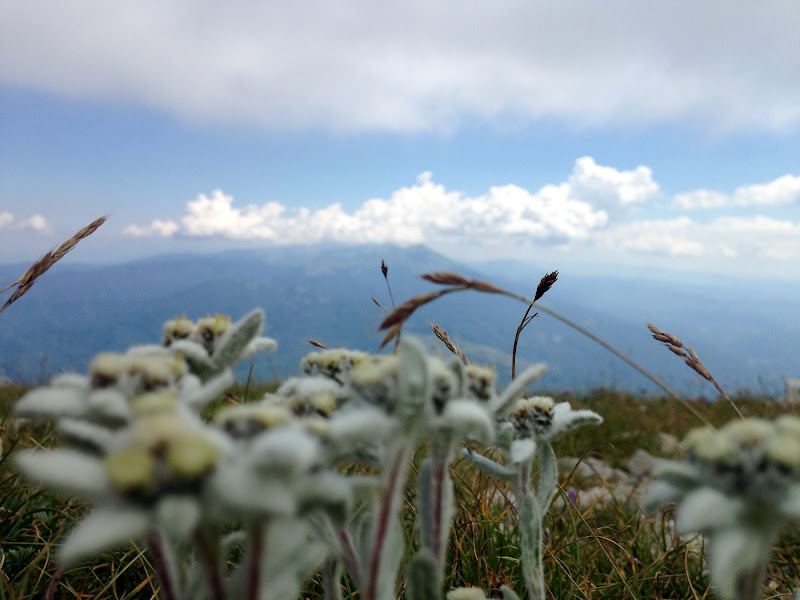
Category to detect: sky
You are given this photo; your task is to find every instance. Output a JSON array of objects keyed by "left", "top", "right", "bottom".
[{"left": 1, "top": 1, "right": 799, "bottom": 281}]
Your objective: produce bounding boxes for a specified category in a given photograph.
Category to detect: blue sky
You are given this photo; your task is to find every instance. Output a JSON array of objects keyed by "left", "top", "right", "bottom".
[{"left": 1, "top": 1, "right": 799, "bottom": 280}]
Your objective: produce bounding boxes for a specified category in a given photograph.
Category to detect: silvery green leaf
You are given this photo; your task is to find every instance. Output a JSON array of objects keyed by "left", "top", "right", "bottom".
[
  {"left": 15, "top": 449, "right": 112, "bottom": 501},
  {"left": 518, "top": 494, "right": 545, "bottom": 600},
  {"left": 447, "top": 358, "right": 466, "bottom": 398},
  {"left": 57, "top": 506, "right": 151, "bottom": 567},
  {"left": 510, "top": 439, "right": 536, "bottom": 465},
  {"left": 213, "top": 308, "right": 263, "bottom": 368},
  {"left": 406, "top": 549, "right": 441, "bottom": 600},
  {"left": 536, "top": 443, "right": 558, "bottom": 513},
  {"left": 432, "top": 399, "right": 494, "bottom": 443},
  {"left": 491, "top": 363, "right": 546, "bottom": 417},
  {"left": 396, "top": 337, "right": 430, "bottom": 427},
  {"left": 14, "top": 387, "right": 88, "bottom": 421},
  {"left": 461, "top": 447, "right": 517, "bottom": 480},
  {"left": 677, "top": 487, "right": 742, "bottom": 533},
  {"left": 56, "top": 419, "right": 114, "bottom": 454}
]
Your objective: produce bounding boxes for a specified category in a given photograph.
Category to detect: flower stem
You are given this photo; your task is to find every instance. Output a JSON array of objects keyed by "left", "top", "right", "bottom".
[
  {"left": 195, "top": 527, "right": 226, "bottom": 600},
  {"left": 147, "top": 529, "right": 179, "bottom": 600},
  {"left": 364, "top": 442, "right": 414, "bottom": 600},
  {"left": 246, "top": 522, "right": 265, "bottom": 600}
]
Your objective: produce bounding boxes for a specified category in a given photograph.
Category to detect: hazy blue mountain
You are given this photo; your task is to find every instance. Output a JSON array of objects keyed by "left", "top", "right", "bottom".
[{"left": 1, "top": 244, "right": 798, "bottom": 396}]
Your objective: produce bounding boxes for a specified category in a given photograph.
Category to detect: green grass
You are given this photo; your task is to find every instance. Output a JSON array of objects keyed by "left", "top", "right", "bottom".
[{"left": 3, "top": 383, "right": 799, "bottom": 599}]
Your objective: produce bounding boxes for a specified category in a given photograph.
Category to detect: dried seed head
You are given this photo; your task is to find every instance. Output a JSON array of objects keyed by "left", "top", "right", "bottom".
[{"left": 534, "top": 270, "right": 558, "bottom": 302}]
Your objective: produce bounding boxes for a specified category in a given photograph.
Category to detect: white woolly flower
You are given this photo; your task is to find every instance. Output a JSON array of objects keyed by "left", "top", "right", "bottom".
[
  {"left": 14, "top": 351, "right": 233, "bottom": 430},
  {"left": 168, "top": 309, "right": 277, "bottom": 380},
  {"left": 644, "top": 417, "right": 800, "bottom": 600}
]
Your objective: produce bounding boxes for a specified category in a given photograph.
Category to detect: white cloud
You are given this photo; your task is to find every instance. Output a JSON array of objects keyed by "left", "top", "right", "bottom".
[
  {"left": 1, "top": 2, "right": 798, "bottom": 133},
  {"left": 0, "top": 212, "right": 13, "bottom": 228},
  {"left": 125, "top": 157, "right": 660, "bottom": 246},
  {"left": 25, "top": 215, "right": 49, "bottom": 232},
  {"left": 123, "top": 219, "right": 180, "bottom": 238},
  {"left": 674, "top": 174, "right": 800, "bottom": 209},
  {"left": 123, "top": 157, "right": 800, "bottom": 268},
  {"left": 596, "top": 215, "right": 800, "bottom": 260}
]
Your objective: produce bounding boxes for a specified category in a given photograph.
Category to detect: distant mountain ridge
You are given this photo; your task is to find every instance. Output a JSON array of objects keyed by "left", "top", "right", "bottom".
[{"left": 1, "top": 244, "right": 798, "bottom": 396}]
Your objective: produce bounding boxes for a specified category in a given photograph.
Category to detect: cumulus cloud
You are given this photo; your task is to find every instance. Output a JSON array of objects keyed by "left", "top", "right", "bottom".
[
  {"left": 124, "top": 157, "right": 800, "bottom": 265},
  {"left": 674, "top": 174, "right": 800, "bottom": 209},
  {"left": 125, "top": 157, "right": 660, "bottom": 247},
  {"left": 1, "top": 2, "right": 799, "bottom": 133},
  {"left": 0, "top": 212, "right": 13, "bottom": 229}
]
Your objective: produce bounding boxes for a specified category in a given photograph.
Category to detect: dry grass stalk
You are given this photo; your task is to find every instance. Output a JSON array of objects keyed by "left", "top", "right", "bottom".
[
  {"left": 0, "top": 215, "right": 107, "bottom": 315},
  {"left": 379, "top": 269, "right": 709, "bottom": 425},
  {"left": 428, "top": 321, "right": 469, "bottom": 365},
  {"left": 646, "top": 322, "right": 743, "bottom": 419},
  {"left": 371, "top": 297, "right": 387, "bottom": 313},
  {"left": 308, "top": 339, "right": 327, "bottom": 349},
  {"left": 512, "top": 271, "right": 559, "bottom": 379}
]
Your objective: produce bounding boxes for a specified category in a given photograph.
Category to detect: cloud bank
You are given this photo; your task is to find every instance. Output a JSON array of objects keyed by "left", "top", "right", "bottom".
[
  {"left": 2, "top": 2, "right": 799, "bottom": 133},
  {"left": 124, "top": 157, "right": 800, "bottom": 264}
]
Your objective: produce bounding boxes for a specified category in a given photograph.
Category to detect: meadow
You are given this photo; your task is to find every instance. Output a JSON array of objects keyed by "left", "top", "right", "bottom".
[
  {"left": 2, "top": 220, "right": 800, "bottom": 600},
  {"left": 4, "top": 384, "right": 800, "bottom": 599}
]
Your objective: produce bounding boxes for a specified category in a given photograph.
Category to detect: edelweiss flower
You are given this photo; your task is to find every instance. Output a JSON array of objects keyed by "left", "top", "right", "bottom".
[
  {"left": 644, "top": 416, "right": 800, "bottom": 600},
  {"left": 168, "top": 309, "right": 277, "bottom": 380},
  {"left": 15, "top": 412, "right": 232, "bottom": 566},
  {"left": 14, "top": 350, "right": 232, "bottom": 431},
  {"left": 500, "top": 396, "right": 602, "bottom": 463}
]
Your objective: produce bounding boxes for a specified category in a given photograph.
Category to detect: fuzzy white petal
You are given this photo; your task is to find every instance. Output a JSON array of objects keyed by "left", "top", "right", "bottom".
[
  {"left": 510, "top": 439, "right": 536, "bottom": 464},
  {"left": 491, "top": 363, "right": 547, "bottom": 416},
  {"left": 547, "top": 406, "right": 603, "bottom": 441},
  {"left": 87, "top": 389, "right": 131, "bottom": 422},
  {"left": 15, "top": 449, "right": 111, "bottom": 500},
  {"left": 327, "top": 406, "right": 396, "bottom": 443},
  {"left": 14, "top": 388, "right": 88, "bottom": 420},
  {"left": 641, "top": 481, "right": 686, "bottom": 514},
  {"left": 433, "top": 399, "right": 494, "bottom": 443},
  {"left": 58, "top": 506, "right": 150, "bottom": 567},
  {"left": 210, "top": 462, "right": 296, "bottom": 518},
  {"left": 779, "top": 484, "right": 800, "bottom": 519},
  {"left": 155, "top": 496, "right": 202, "bottom": 543},
  {"left": 56, "top": 419, "right": 115, "bottom": 453},
  {"left": 249, "top": 428, "right": 320, "bottom": 475},
  {"left": 677, "top": 487, "right": 742, "bottom": 533}
]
